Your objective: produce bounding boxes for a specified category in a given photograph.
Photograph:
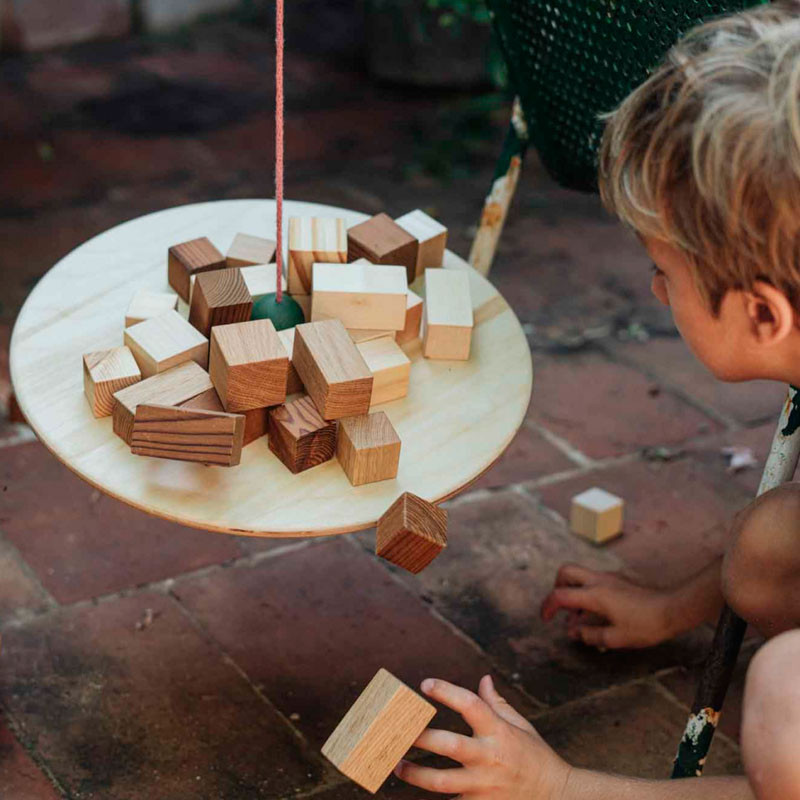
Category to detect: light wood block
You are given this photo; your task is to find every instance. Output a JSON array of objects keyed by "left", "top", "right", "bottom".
[
  {"left": 189, "top": 267, "right": 253, "bottom": 337},
  {"left": 131, "top": 403, "right": 245, "bottom": 467},
  {"left": 83, "top": 346, "right": 141, "bottom": 418},
  {"left": 422, "top": 269, "right": 473, "bottom": 361},
  {"left": 347, "top": 328, "right": 396, "bottom": 344},
  {"left": 240, "top": 264, "right": 287, "bottom": 301},
  {"left": 570, "top": 487, "right": 624, "bottom": 543},
  {"left": 337, "top": 412, "right": 400, "bottom": 486},
  {"left": 124, "top": 309, "right": 209, "bottom": 379},
  {"left": 112, "top": 360, "right": 213, "bottom": 445},
  {"left": 357, "top": 337, "right": 410, "bottom": 407},
  {"left": 209, "top": 319, "right": 288, "bottom": 412},
  {"left": 292, "top": 320, "right": 373, "bottom": 420},
  {"left": 226, "top": 233, "right": 276, "bottom": 268},
  {"left": 395, "top": 210, "right": 447, "bottom": 279},
  {"left": 179, "top": 388, "right": 266, "bottom": 446},
  {"left": 276, "top": 328, "right": 304, "bottom": 395},
  {"left": 268, "top": 395, "right": 337, "bottom": 474},
  {"left": 396, "top": 289, "right": 423, "bottom": 345},
  {"left": 311, "top": 262, "right": 408, "bottom": 331},
  {"left": 347, "top": 213, "right": 419, "bottom": 284},
  {"left": 125, "top": 289, "right": 178, "bottom": 328},
  {"left": 376, "top": 492, "right": 447, "bottom": 574},
  {"left": 322, "top": 668, "right": 435, "bottom": 794},
  {"left": 288, "top": 217, "right": 347, "bottom": 295},
  {"left": 168, "top": 237, "right": 225, "bottom": 302}
]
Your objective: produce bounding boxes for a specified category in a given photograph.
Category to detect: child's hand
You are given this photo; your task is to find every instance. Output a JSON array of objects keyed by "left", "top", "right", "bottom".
[{"left": 394, "top": 675, "right": 570, "bottom": 799}]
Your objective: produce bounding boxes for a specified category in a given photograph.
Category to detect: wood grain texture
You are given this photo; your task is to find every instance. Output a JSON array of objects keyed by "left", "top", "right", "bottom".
[
  {"left": 83, "top": 346, "right": 141, "bottom": 418},
  {"left": 423, "top": 269, "right": 473, "bottom": 361},
  {"left": 125, "top": 289, "right": 178, "bottom": 327},
  {"left": 124, "top": 309, "right": 209, "bottom": 378},
  {"left": 276, "top": 327, "right": 304, "bottom": 395},
  {"left": 337, "top": 412, "right": 401, "bottom": 486},
  {"left": 376, "top": 492, "right": 447, "bottom": 574},
  {"left": 395, "top": 209, "right": 447, "bottom": 279},
  {"left": 292, "top": 320, "right": 373, "bottom": 421},
  {"left": 168, "top": 237, "right": 225, "bottom": 302},
  {"left": 179, "top": 389, "right": 267, "bottom": 447},
  {"left": 268, "top": 395, "right": 337, "bottom": 474},
  {"left": 347, "top": 329, "right": 396, "bottom": 345},
  {"left": 570, "top": 487, "right": 624, "bottom": 543},
  {"left": 189, "top": 267, "right": 253, "bottom": 337},
  {"left": 347, "top": 213, "right": 419, "bottom": 284},
  {"left": 396, "top": 289, "right": 423, "bottom": 345},
  {"left": 322, "top": 668, "right": 435, "bottom": 794},
  {"left": 288, "top": 217, "right": 347, "bottom": 295},
  {"left": 226, "top": 233, "right": 276, "bottom": 268},
  {"left": 240, "top": 265, "right": 287, "bottom": 301},
  {"left": 356, "top": 337, "right": 411, "bottom": 407},
  {"left": 131, "top": 403, "right": 245, "bottom": 466}
]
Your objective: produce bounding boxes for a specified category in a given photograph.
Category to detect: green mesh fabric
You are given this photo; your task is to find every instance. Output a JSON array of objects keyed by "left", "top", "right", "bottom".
[{"left": 488, "top": 0, "right": 767, "bottom": 191}]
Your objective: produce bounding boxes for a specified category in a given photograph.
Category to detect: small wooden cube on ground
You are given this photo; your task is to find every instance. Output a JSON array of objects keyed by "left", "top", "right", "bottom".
[
  {"left": 125, "top": 289, "right": 178, "bottom": 327},
  {"left": 312, "top": 262, "right": 408, "bottom": 331},
  {"left": 395, "top": 209, "right": 448, "bottom": 279},
  {"left": 570, "top": 487, "right": 624, "bottom": 543},
  {"left": 209, "top": 319, "right": 288, "bottom": 412},
  {"left": 376, "top": 492, "right": 447, "bottom": 574},
  {"left": 347, "top": 213, "right": 419, "bottom": 284},
  {"left": 124, "top": 309, "right": 209, "bottom": 379},
  {"left": 423, "top": 269, "right": 473, "bottom": 361},
  {"left": 131, "top": 403, "right": 245, "bottom": 466},
  {"left": 276, "top": 327, "right": 304, "bottom": 395},
  {"left": 293, "top": 320, "right": 373, "bottom": 420},
  {"left": 396, "top": 289, "right": 423, "bottom": 345},
  {"left": 189, "top": 267, "right": 253, "bottom": 337},
  {"left": 83, "top": 346, "right": 141, "bottom": 418},
  {"left": 357, "top": 337, "right": 411, "bottom": 406},
  {"left": 288, "top": 217, "right": 347, "bottom": 295},
  {"left": 240, "top": 264, "right": 287, "bottom": 301},
  {"left": 322, "top": 668, "right": 435, "bottom": 794},
  {"left": 179, "top": 389, "right": 266, "bottom": 446},
  {"left": 337, "top": 412, "right": 401, "bottom": 486},
  {"left": 226, "top": 233, "right": 276, "bottom": 268},
  {"left": 268, "top": 395, "right": 337, "bottom": 474},
  {"left": 168, "top": 237, "right": 226, "bottom": 302}
]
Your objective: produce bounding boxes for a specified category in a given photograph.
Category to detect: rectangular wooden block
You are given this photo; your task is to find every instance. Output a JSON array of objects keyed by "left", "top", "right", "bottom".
[
  {"left": 268, "top": 395, "right": 337, "bottom": 474},
  {"left": 422, "top": 269, "right": 473, "bottom": 361},
  {"left": 347, "top": 328, "right": 396, "bottom": 345},
  {"left": 276, "top": 327, "right": 305, "bottom": 395},
  {"left": 240, "top": 264, "right": 287, "bottom": 301},
  {"left": 396, "top": 289, "right": 423, "bottom": 345},
  {"left": 311, "top": 262, "right": 408, "bottom": 331},
  {"left": 168, "top": 237, "right": 226, "bottom": 302},
  {"left": 179, "top": 389, "right": 266, "bottom": 446},
  {"left": 292, "top": 320, "right": 373, "bottom": 420},
  {"left": 125, "top": 289, "right": 178, "bottom": 327},
  {"left": 570, "top": 487, "right": 624, "bottom": 543},
  {"left": 226, "top": 233, "right": 276, "bottom": 268},
  {"left": 347, "top": 213, "right": 419, "bottom": 284},
  {"left": 322, "top": 668, "right": 435, "bottom": 794},
  {"left": 376, "top": 492, "right": 447, "bottom": 574},
  {"left": 209, "top": 319, "right": 288, "bottom": 412},
  {"left": 337, "top": 412, "right": 401, "bottom": 486},
  {"left": 124, "top": 309, "right": 209, "bottom": 378},
  {"left": 131, "top": 403, "right": 245, "bottom": 467},
  {"left": 356, "top": 337, "right": 411, "bottom": 407},
  {"left": 395, "top": 209, "right": 447, "bottom": 279},
  {"left": 189, "top": 267, "right": 253, "bottom": 337},
  {"left": 288, "top": 217, "right": 347, "bottom": 295},
  {"left": 83, "top": 346, "right": 141, "bottom": 418},
  {"left": 112, "top": 360, "right": 213, "bottom": 445}
]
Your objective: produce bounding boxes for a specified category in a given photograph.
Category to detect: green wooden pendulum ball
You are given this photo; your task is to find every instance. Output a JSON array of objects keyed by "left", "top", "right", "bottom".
[{"left": 251, "top": 292, "right": 305, "bottom": 330}]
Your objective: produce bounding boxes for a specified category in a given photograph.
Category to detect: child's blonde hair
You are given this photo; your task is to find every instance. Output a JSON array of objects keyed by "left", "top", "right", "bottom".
[{"left": 599, "top": 2, "right": 800, "bottom": 311}]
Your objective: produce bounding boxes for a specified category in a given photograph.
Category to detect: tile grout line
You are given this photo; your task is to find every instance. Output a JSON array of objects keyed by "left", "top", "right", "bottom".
[{"left": 525, "top": 419, "right": 597, "bottom": 468}]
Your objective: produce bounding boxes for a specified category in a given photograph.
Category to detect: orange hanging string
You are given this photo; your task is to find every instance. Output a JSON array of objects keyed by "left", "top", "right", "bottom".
[{"left": 275, "top": 0, "right": 284, "bottom": 303}]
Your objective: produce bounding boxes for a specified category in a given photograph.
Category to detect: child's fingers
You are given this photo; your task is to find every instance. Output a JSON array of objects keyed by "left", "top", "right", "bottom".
[
  {"left": 554, "top": 563, "right": 602, "bottom": 587},
  {"left": 414, "top": 728, "right": 483, "bottom": 764},
  {"left": 477, "top": 675, "right": 533, "bottom": 732},
  {"left": 575, "top": 624, "right": 624, "bottom": 651},
  {"left": 540, "top": 586, "right": 606, "bottom": 622},
  {"left": 420, "top": 679, "right": 496, "bottom": 735},
  {"left": 394, "top": 760, "right": 473, "bottom": 795}
]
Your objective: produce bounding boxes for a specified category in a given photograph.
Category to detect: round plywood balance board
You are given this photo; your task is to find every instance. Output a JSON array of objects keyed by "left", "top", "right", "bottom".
[{"left": 10, "top": 199, "right": 533, "bottom": 537}]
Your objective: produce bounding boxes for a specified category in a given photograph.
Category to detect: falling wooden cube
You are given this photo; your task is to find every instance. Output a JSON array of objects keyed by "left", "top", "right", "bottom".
[
  {"left": 288, "top": 217, "right": 347, "bottom": 295},
  {"left": 356, "top": 337, "right": 411, "bottom": 407},
  {"left": 322, "top": 668, "right": 436, "bottom": 794},
  {"left": 179, "top": 388, "right": 266, "bottom": 446},
  {"left": 124, "top": 309, "right": 209, "bottom": 379},
  {"left": 189, "top": 267, "right": 253, "bottom": 337},
  {"left": 347, "top": 213, "right": 419, "bottom": 284},
  {"left": 209, "top": 319, "right": 288, "bottom": 412},
  {"left": 240, "top": 264, "right": 287, "bottom": 302},
  {"left": 268, "top": 395, "right": 337, "bottom": 474},
  {"left": 376, "top": 492, "right": 448, "bottom": 574},
  {"left": 395, "top": 209, "right": 448, "bottom": 279},
  {"left": 226, "top": 233, "right": 276, "bottom": 268},
  {"left": 422, "top": 269, "right": 473, "bottom": 361},
  {"left": 276, "top": 327, "right": 304, "bottom": 395},
  {"left": 168, "top": 237, "right": 226, "bottom": 302},
  {"left": 125, "top": 289, "right": 179, "bottom": 328},
  {"left": 292, "top": 320, "right": 373, "bottom": 420},
  {"left": 337, "top": 412, "right": 401, "bottom": 486},
  {"left": 396, "top": 289, "right": 423, "bottom": 346},
  {"left": 570, "top": 487, "right": 624, "bottom": 543},
  {"left": 83, "top": 346, "right": 142, "bottom": 418}
]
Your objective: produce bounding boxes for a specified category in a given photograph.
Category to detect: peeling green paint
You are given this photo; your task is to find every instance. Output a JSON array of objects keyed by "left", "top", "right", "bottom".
[{"left": 672, "top": 708, "right": 719, "bottom": 778}]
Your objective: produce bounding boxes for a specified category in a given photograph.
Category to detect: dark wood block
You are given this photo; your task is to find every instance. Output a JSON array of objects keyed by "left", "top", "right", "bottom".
[
  {"left": 347, "top": 213, "right": 419, "bottom": 284},
  {"left": 189, "top": 268, "right": 253, "bottom": 337},
  {"left": 168, "top": 237, "right": 226, "bottom": 302},
  {"left": 376, "top": 492, "right": 447, "bottom": 573},
  {"left": 268, "top": 395, "right": 337, "bottom": 473}
]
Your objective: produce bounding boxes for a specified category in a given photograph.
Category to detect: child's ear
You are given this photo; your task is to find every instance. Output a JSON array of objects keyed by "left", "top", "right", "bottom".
[{"left": 743, "top": 280, "right": 795, "bottom": 345}]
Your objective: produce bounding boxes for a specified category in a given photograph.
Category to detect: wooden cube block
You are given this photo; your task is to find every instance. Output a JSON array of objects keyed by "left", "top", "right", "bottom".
[
  {"left": 322, "top": 668, "right": 435, "bottom": 794},
  {"left": 356, "top": 337, "right": 410, "bottom": 407},
  {"left": 209, "top": 319, "right": 288, "bottom": 412},
  {"left": 347, "top": 328, "right": 396, "bottom": 345},
  {"left": 312, "top": 262, "right": 408, "bottom": 331},
  {"left": 124, "top": 309, "right": 209, "bottom": 379},
  {"left": 288, "top": 217, "right": 347, "bottom": 295},
  {"left": 376, "top": 492, "right": 448, "bottom": 574},
  {"left": 292, "top": 320, "right": 373, "bottom": 420},
  {"left": 337, "top": 412, "right": 401, "bottom": 486},
  {"left": 168, "top": 237, "right": 225, "bottom": 302},
  {"left": 131, "top": 403, "right": 245, "bottom": 467},
  {"left": 179, "top": 388, "right": 266, "bottom": 446},
  {"left": 125, "top": 289, "right": 178, "bottom": 327},
  {"left": 347, "top": 213, "right": 419, "bottom": 284},
  {"left": 189, "top": 267, "right": 253, "bottom": 337},
  {"left": 83, "top": 346, "right": 141, "bottom": 418},
  {"left": 240, "top": 264, "right": 287, "bottom": 302},
  {"left": 268, "top": 395, "right": 337, "bottom": 474},
  {"left": 112, "top": 361, "right": 213, "bottom": 445},
  {"left": 276, "top": 327, "right": 304, "bottom": 395},
  {"left": 395, "top": 209, "right": 447, "bottom": 279},
  {"left": 422, "top": 269, "right": 473, "bottom": 361},
  {"left": 226, "top": 233, "right": 276, "bottom": 268},
  {"left": 570, "top": 488, "right": 624, "bottom": 543},
  {"left": 396, "top": 289, "right": 423, "bottom": 345}
]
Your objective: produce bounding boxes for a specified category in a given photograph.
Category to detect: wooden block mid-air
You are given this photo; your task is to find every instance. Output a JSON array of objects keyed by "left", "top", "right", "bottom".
[
  {"left": 83, "top": 346, "right": 142, "bottom": 418},
  {"left": 268, "top": 395, "right": 337, "bottom": 474},
  {"left": 347, "top": 213, "right": 419, "bottom": 284},
  {"left": 395, "top": 209, "right": 448, "bottom": 279},
  {"left": 168, "top": 237, "right": 226, "bottom": 302},
  {"left": 225, "top": 233, "right": 276, "bottom": 268},
  {"left": 422, "top": 269, "right": 473, "bottom": 361},
  {"left": 356, "top": 337, "right": 411, "bottom": 407},
  {"left": 376, "top": 492, "right": 447, "bottom": 574},
  {"left": 125, "top": 289, "right": 178, "bottom": 328},
  {"left": 189, "top": 267, "right": 253, "bottom": 337},
  {"left": 288, "top": 217, "right": 347, "bottom": 295},
  {"left": 337, "top": 412, "right": 401, "bottom": 486}
]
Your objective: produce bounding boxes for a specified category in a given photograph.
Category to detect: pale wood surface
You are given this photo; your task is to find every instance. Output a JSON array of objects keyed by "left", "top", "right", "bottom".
[
  {"left": 288, "top": 217, "right": 347, "bottom": 295},
  {"left": 357, "top": 337, "right": 411, "bottom": 407},
  {"left": 83, "top": 346, "right": 141, "bottom": 418},
  {"left": 10, "top": 199, "right": 533, "bottom": 537},
  {"left": 395, "top": 209, "right": 448, "bottom": 278},
  {"left": 124, "top": 309, "right": 209, "bottom": 378},
  {"left": 125, "top": 289, "right": 178, "bottom": 328},
  {"left": 337, "top": 412, "right": 401, "bottom": 487},
  {"left": 226, "top": 233, "right": 276, "bottom": 268}
]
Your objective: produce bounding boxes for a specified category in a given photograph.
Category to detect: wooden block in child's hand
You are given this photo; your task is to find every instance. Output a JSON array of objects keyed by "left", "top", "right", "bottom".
[
  {"left": 83, "top": 346, "right": 141, "bottom": 418},
  {"left": 288, "top": 217, "right": 347, "bottom": 295},
  {"left": 396, "top": 289, "right": 423, "bottom": 345},
  {"left": 124, "top": 309, "right": 209, "bottom": 378},
  {"left": 226, "top": 233, "right": 276, "bottom": 268},
  {"left": 292, "top": 320, "right": 373, "bottom": 420},
  {"left": 337, "top": 412, "right": 400, "bottom": 486},
  {"left": 376, "top": 492, "right": 447, "bottom": 574},
  {"left": 268, "top": 395, "right": 337, "bottom": 474},
  {"left": 131, "top": 403, "right": 245, "bottom": 466},
  {"left": 125, "top": 289, "right": 178, "bottom": 327},
  {"left": 179, "top": 389, "right": 266, "bottom": 446},
  {"left": 570, "top": 487, "right": 624, "bottom": 543},
  {"left": 422, "top": 269, "right": 473, "bottom": 361},
  {"left": 347, "top": 213, "right": 419, "bottom": 284},
  {"left": 356, "top": 337, "right": 410, "bottom": 407},
  {"left": 168, "top": 237, "right": 226, "bottom": 302},
  {"left": 209, "top": 319, "right": 288, "bottom": 412},
  {"left": 395, "top": 209, "right": 447, "bottom": 279},
  {"left": 189, "top": 267, "right": 253, "bottom": 337},
  {"left": 322, "top": 668, "right": 436, "bottom": 794}
]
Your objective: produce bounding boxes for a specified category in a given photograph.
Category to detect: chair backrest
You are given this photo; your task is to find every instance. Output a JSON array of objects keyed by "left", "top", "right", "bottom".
[{"left": 488, "top": 0, "right": 767, "bottom": 192}]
